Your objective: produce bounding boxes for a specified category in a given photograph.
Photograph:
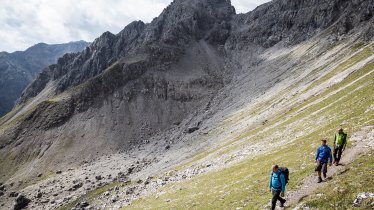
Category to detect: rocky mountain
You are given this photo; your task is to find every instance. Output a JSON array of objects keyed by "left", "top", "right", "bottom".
[
  {"left": 0, "top": 0, "right": 373, "bottom": 209},
  {"left": 0, "top": 41, "right": 89, "bottom": 117}
]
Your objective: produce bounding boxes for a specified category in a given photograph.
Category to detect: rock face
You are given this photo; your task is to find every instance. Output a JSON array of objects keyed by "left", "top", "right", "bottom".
[
  {"left": 0, "top": 0, "right": 373, "bottom": 183},
  {"left": 0, "top": 41, "right": 89, "bottom": 116}
]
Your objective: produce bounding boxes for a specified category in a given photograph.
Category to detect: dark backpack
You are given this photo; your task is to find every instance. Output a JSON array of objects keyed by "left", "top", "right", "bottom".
[{"left": 278, "top": 167, "right": 289, "bottom": 185}]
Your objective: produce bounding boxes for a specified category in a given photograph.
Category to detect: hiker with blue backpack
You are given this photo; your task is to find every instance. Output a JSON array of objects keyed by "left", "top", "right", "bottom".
[
  {"left": 268, "top": 165, "right": 288, "bottom": 210},
  {"left": 315, "top": 139, "right": 333, "bottom": 183}
]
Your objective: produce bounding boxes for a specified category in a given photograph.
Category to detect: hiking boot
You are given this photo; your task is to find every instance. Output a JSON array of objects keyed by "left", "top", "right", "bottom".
[
  {"left": 335, "top": 162, "right": 339, "bottom": 166},
  {"left": 280, "top": 199, "right": 286, "bottom": 207},
  {"left": 323, "top": 173, "right": 327, "bottom": 179},
  {"left": 318, "top": 177, "right": 323, "bottom": 183}
]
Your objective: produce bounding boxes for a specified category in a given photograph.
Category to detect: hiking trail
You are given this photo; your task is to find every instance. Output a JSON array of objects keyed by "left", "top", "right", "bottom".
[{"left": 278, "top": 126, "right": 374, "bottom": 209}]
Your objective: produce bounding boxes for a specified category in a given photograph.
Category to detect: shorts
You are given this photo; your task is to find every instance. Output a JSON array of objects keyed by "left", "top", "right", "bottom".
[{"left": 315, "top": 161, "right": 327, "bottom": 174}]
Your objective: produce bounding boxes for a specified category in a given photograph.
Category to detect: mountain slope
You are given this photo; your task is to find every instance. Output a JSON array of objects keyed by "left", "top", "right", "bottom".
[
  {"left": 0, "top": 0, "right": 373, "bottom": 209},
  {"left": 0, "top": 0, "right": 235, "bottom": 179},
  {"left": 0, "top": 41, "right": 89, "bottom": 116}
]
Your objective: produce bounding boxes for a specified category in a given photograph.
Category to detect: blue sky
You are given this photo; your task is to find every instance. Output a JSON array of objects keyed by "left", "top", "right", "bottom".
[{"left": 0, "top": 0, "right": 270, "bottom": 52}]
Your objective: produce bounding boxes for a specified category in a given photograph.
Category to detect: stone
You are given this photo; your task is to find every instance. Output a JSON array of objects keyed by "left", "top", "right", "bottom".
[
  {"left": 80, "top": 201, "right": 90, "bottom": 207},
  {"left": 14, "top": 195, "right": 31, "bottom": 210},
  {"left": 126, "top": 187, "right": 135, "bottom": 195},
  {"left": 127, "top": 167, "right": 135, "bottom": 174},
  {"left": 41, "top": 199, "right": 49, "bottom": 204},
  {"left": 9, "top": 192, "right": 19, "bottom": 197},
  {"left": 36, "top": 192, "right": 42, "bottom": 199},
  {"left": 69, "top": 183, "right": 83, "bottom": 191},
  {"left": 56, "top": 171, "right": 62, "bottom": 174},
  {"left": 156, "top": 179, "right": 166, "bottom": 186},
  {"left": 187, "top": 127, "right": 199, "bottom": 133}
]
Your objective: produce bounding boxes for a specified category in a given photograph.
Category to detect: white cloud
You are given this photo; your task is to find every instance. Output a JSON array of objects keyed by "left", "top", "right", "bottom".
[
  {"left": 0, "top": 0, "right": 270, "bottom": 52},
  {"left": 232, "top": 0, "right": 271, "bottom": 14}
]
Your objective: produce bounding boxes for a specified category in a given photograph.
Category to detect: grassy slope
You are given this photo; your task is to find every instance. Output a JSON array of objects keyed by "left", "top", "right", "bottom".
[
  {"left": 300, "top": 150, "right": 374, "bottom": 210},
  {"left": 127, "top": 42, "right": 374, "bottom": 209},
  {"left": 1, "top": 39, "right": 371, "bottom": 209}
]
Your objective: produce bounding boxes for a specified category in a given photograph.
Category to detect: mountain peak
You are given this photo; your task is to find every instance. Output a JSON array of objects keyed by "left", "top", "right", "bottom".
[{"left": 143, "top": 0, "right": 234, "bottom": 45}]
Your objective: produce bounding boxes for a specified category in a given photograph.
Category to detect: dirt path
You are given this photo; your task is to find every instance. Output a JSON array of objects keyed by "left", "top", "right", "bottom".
[{"left": 283, "top": 126, "right": 374, "bottom": 209}]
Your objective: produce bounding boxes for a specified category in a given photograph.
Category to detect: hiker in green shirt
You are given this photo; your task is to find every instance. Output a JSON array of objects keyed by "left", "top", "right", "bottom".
[{"left": 333, "top": 128, "right": 347, "bottom": 166}]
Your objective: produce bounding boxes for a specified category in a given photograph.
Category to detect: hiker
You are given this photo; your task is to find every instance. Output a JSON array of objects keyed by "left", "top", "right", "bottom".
[
  {"left": 333, "top": 128, "right": 347, "bottom": 166},
  {"left": 315, "top": 139, "right": 332, "bottom": 183},
  {"left": 268, "top": 165, "right": 286, "bottom": 210}
]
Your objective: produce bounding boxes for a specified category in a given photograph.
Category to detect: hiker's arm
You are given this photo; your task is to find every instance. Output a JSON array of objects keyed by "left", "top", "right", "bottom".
[
  {"left": 268, "top": 176, "right": 272, "bottom": 192},
  {"left": 329, "top": 149, "right": 333, "bottom": 164},
  {"left": 315, "top": 148, "right": 319, "bottom": 162},
  {"left": 268, "top": 174, "right": 272, "bottom": 191},
  {"left": 280, "top": 174, "right": 286, "bottom": 193}
]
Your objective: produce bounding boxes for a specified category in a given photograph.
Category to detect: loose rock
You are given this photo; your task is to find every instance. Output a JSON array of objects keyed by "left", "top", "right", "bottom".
[
  {"left": 9, "top": 192, "right": 19, "bottom": 197},
  {"left": 14, "top": 195, "right": 31, "bottom": 210}
]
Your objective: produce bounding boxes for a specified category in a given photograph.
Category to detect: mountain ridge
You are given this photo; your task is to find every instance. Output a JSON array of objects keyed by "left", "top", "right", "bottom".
[
  {"left": 1, "top": 0, "right": 373, "bottom": 179},
  {"left": 0, "top": 0, "right": 373, "bottom": 209}
]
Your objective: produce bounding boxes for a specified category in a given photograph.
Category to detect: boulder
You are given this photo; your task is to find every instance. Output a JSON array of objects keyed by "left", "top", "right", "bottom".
[
  {"left": 14, "top": 195, "right": 31, "bottom": 210},
  {"left": 9, "top": 192, "right": 19, "bottom": 197},
  {"left": 187, "top": 127, "right": 199, "bottom": 133}
]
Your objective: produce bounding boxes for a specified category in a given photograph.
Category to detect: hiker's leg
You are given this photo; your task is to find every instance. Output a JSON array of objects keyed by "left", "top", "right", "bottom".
[
  {"left": 277, "top": 192, "right": 286, "bottom": 204},
  {"left": 337, "top": 146, "right": 343, "bottom": 163},
  {"left": 333, "top": 147, "right": 338, "bottom": 162},
  {"left": 271, "top": 190, "right": 278, "bottom": 210},
  {"left": 315, "top": 161, "right": 322, "bottom": 182},
  {"left": 322, "top": 163, "right": 327, "bottom": 178}
]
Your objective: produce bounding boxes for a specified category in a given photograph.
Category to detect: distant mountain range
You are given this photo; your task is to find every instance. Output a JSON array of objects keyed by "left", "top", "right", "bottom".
[{"left": 0, "top": 41, "right": 89, "bottom": 116}]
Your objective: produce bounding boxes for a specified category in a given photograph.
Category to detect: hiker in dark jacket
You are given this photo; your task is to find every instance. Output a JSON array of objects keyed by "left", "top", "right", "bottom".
[
  {"left": 268, "top": 165, "right": 286, "bottom": 210},
  {"left": 333, "top": 128, "right": 347, "bottom": 165},
  {"left": 315, "top": 139, "right": 333, "bottom": 183}
]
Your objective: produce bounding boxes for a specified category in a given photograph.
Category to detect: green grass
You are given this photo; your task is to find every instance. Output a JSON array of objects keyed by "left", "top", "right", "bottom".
[
  {"left": 128, "top": 129, "right": 331, "bottom": 209},
  {"left": 171, "top": 49, "right": 374, "bottom": 175},
  {"left": 126, "top": 44, "right": 374, "bottom": 209},
  {"left": 192, "top": 58, "right": 374, "bottom": 166},
  {"left": 351, "top": 42, "right": 366, "bottom": 52},
  {"left": 129, "top": 91, "right": 372, "bottom": 209},
  {"left": 300, "top": 150, "right": 374, "bottom": 210}
]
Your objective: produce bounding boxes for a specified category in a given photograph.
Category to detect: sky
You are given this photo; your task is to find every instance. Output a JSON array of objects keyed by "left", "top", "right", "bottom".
[{"left": 0, "top": 0, "right": 271, "bottom": 52}]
